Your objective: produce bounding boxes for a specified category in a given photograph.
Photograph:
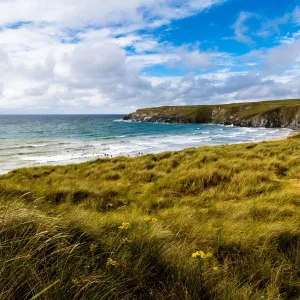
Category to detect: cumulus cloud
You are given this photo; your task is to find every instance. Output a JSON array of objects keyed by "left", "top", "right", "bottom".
[
  {"left": 70, "top": 44, "right": 127, "bottom": 80},
  {"left": 0, "top": 0, "right": 299, "bottom": 113},
  {"left": 0, "top": 0, "right": 230, "bottom": 113},
  {"left": 177, "top": 71, "right": 300, "bottom": 104},
  {"left": 0, "top": 0, "right": 224, "bottom": 28},
  {"left": 166, "top": 46, "right": 215, "bottom": 70},
  {"left": 239, "top": 50, "right": 264, "bottom": 62},
  {"left": 0, "top": 49, "right": 10, "bottom": 79},
  {"left": 265, "top": 40, "right": 300, "bottom": 69}
]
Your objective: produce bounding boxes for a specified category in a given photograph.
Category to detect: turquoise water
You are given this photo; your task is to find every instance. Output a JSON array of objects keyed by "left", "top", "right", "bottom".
[{"left": 0, "top": 115, "right": 292, "bottom": 174}]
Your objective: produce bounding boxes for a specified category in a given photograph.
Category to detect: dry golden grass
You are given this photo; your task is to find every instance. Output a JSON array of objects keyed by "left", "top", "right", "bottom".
[{"left": 0, "top": 134, "right": 299, "bottom": 299}]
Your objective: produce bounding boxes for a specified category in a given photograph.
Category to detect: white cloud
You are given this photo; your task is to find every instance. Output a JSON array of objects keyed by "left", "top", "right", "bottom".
[
  {"left": 166, "top": 46, "right": 215, "bottom": 70},
  {"left": 0, "top": 0, "right": 224, "bottom": 28},
  {"left": 0, "top": 0, "right": 229, "bottom": 113},
  {"left": 293, "top": 6, "right": 300, "bottom": 24},
  {"left": 232, "top": 7, "right": 300, "bottom": 44},
  {"left": 265, "top": 40, "right": 300, "bottom": 69},
  {"left": 256, "top": 12, "right": 291, "bottom": 38},
  {"left": 239, "top": 50, "right": 264, "bottom": 62},
  {"left": 133, "top": 39, "right": 160, "bottom": 53},
  {"left": 0, "top": 1, "right": 299, "bottom": 113},
  {"left": 232, "top": 11, "right": 258, "bottom": 45}
]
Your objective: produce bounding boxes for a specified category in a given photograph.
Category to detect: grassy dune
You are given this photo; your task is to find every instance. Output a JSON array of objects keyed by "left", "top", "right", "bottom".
[{"left": 0, "top": 135, "right": 300, "bottom": 299}]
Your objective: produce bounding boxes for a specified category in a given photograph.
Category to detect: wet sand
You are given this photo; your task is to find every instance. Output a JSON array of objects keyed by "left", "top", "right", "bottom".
[{"left": 271, "top": 130, "right": 299, "bottom": 141}]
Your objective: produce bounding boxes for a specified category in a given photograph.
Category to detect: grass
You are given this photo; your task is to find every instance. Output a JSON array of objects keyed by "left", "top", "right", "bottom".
[{"left": 0, "top": 135, "right": 300, "bottom": 299}]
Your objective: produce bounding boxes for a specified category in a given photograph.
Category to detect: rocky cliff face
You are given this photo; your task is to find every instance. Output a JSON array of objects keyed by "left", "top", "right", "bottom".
[
  {"left": 211, "top": 107, "right": 300, "bottom": 129},
  {"left": 123, "top": 102, "right": 300, "bottom": 129},
  {"left": 123, "top": 113, "right": 191, "bottom": 124}
]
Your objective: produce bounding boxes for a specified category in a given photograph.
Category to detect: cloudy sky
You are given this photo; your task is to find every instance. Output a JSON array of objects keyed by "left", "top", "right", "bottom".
[{"left": 0, "top": 0, "right": 300, "bottom": 114}]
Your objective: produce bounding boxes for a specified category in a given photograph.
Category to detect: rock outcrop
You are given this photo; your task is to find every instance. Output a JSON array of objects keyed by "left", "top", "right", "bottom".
[{"left": 123, "top": 100, "right": 300, "bottom": 129}]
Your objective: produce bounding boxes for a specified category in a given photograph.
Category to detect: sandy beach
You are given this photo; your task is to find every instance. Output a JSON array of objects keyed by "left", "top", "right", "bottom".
[{"left": 271, "top": 130, "right": 299, "bottom": 141}]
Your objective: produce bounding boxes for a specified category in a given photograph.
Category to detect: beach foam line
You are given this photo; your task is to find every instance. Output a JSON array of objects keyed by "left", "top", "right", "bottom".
[{"left": 0, "top": 126, "right": 293, "bottom": 174}]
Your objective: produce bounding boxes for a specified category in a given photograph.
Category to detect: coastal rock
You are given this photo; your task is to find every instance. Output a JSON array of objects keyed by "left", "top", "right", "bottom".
[{"left": 123, "top": 100, "right": 300, "bottom": 130}]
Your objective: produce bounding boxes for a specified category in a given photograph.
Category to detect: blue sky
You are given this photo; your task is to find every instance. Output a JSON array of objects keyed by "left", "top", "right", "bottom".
[
  {"left": 144, "top": 0, "right": 300, "bottom": 74},
  {"left": 162, "top": 0, "right": 298, "bottom": 49},
  {"left": 0, "top": 0, "right": 299, "bottom": 113}
]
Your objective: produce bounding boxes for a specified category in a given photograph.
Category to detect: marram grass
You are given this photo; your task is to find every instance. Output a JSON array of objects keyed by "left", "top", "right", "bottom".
[{"left": 0, "top": 135, "right": 300, "bottom": 299}]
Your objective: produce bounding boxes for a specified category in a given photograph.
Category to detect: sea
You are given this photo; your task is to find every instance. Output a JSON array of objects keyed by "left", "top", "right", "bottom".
[{"left": 0, "top": 115, "right": 293, "bottom": 174}]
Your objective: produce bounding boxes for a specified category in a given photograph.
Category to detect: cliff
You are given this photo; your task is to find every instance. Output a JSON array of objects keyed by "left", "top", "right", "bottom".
[{"left": 123, "top": 99, "right": 300, "bottom": 129}]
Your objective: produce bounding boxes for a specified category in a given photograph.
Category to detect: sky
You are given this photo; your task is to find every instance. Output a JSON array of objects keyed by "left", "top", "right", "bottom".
[{"left": 0, "top": 0, "right": 300, "bottom": 114}]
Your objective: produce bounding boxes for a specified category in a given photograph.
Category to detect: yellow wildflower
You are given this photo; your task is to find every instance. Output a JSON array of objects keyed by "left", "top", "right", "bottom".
[
  {"left": 72, "top": 279, "right": 80, "bottom": 285},
  {"left": 191, "top": 250, "right": 213, "bottom": 259},
  {"left": 202, "top": 251, "right": 213, "bottom": 259},
  {"left": 106, "top": 203, "right": 114, "bottom": 208},
  {"left": 143, "top": 216, "right": 158, "bottom": 223},
  {"left": 107, "top": 258, "right": 119, "bottom": 267},
  {"left": 213, "top": 266, "right": 219, "bottom": 271},
  {"left": 191, "top": 251, "right": 202, "bottom": 258},
  {"left": 118, "top": 222, "right": 131, "bottom": 230},
  {"left": 121, "top": 238, "right": 133, "bottom": 245}
]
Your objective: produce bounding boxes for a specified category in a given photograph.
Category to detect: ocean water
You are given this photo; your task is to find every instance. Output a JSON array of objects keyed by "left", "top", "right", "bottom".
[{"left": 0, "top": 115, "right": 292, "bottom": 174}]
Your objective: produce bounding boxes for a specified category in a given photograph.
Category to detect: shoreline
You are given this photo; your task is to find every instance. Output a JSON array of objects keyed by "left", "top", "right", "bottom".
[
  {"left": 271, "top": 130, "right": 299, "bottom": 141},
  {"left": 0, "top": 128, "right": 295, "bottom": 176}
]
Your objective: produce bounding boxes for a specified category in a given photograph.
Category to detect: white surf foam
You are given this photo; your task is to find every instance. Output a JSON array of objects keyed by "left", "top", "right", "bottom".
[{"left": 0, "top": 126, "right": 293, "bottom": 174}]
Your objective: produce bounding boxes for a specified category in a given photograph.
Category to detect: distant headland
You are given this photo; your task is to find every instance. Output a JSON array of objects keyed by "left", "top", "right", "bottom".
[{"left": 123, "top": 99, "right": 300, "bottom": 129}]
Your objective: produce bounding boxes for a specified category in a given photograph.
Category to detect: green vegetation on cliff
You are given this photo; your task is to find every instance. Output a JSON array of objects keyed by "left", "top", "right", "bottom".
[
  {"left": 0, "top": 135, "right": 300, "bottom": 299},
  {"left": 125, "top": 99, "right": 300, "bottom": 129},
  {"left": 136, "top": 99, "right": 300, "bottom": 117}
]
